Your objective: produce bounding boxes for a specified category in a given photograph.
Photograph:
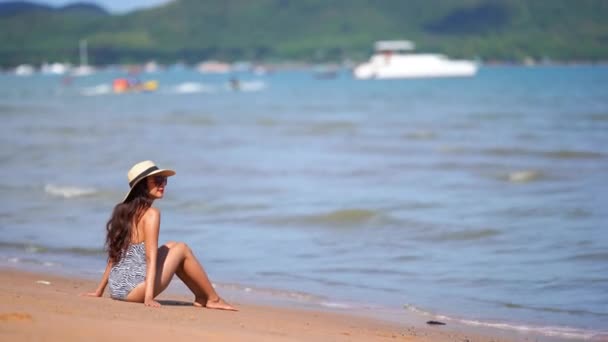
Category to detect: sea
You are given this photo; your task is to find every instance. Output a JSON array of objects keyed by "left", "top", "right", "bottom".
[{"left": 1, "top": 64, "right": 607, "bottom": 341}]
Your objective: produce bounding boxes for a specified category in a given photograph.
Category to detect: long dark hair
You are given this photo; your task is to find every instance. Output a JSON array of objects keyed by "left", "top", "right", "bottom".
[{"left": 105, "top": 180, "right": 153, "bottom": 263}]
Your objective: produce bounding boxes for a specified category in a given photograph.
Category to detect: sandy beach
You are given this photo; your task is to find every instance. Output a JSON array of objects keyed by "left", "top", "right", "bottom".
[{"left": 0, "top": 268, "right": 530, "bottom": 342}]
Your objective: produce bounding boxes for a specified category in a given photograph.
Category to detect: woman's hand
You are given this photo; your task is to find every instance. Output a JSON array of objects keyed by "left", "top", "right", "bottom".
[
  {"left": 81, "top": 290, "right": 103, "bottom": 297},
  {"left": 84, "top": 261, "right": 112, "bottom": 298},
  {"left": 144, "top": 299, "right": 161, "bottom": 308}
]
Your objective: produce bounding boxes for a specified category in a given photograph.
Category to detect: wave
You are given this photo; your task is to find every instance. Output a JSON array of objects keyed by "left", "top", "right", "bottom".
[
  {"left": 496, "top": 206, "right": 591, "bottom": 219},
  {"left": 505, "top": 170, "right": 544, "bottom": 183},
  {"left": 484, "top": 147, "right": 603, "bottom": 160},
  {"left": 0, "top": 104, "right": 20, "bottom": 115},
  {"left": 177, "top": 201, "right": 270, "bottom": 215},
  {"left": 169, "top": 82, "right": 218, "bottom": 94},
  {"left": 4, "top": 256, "right": 58, "bottom": 267},
  {"left": 263, "top": 208, "right": 393, "bottom": 228},
  {"left": 390, "top": 254, "right": 422, "bottom": 262},
  {"left": 215, "top": 280, "right": 328, "bottom": 304},
  {"left": 459, "top": 320, "right": 604, "bottom": 340},
  {"left": 404, "top": 304, "right": 607, "bottom": 340},
  {"left": 165, "top": 80, "right": 267, "bottom": 94},
  {"left": 565, "top": 208, "right": 592, "bottom": 218},
  {"left": 161, "top": 111, "right": 216, "bottom": 126},
  {"left": 389, "top": 201, "right": 440, "bottom": 211},
  {"left": 498, "top": 301, "right": 608, "bottom": 317},
  {"left": 315, "top": 266, "right": 412, "bottom": 277},
  {"left": 256, "top": 270, "right": 400, "bottom": 293},
  {"left": 589, "top": 113, "right": 608, "bottom": 122},
  {"left": 81, "top": 84, "right": 112, "bottom": 96},
  {"left": 255, "top": 117, "right": 279, "bottom": 127},
  {"left": 314, "top": 209, "right": 378, "bottom": 224},
  {"left": 0, "top": 241, "right": 104, "bottom": 256},
  {"left": 469, "top": 112, "right": 525, "bottom": 121},
  {"left": 438, "top": 147, "right": 603, "bottom": 160},
  {"left": 544, "top": 150, "right": 604, "bottom": 159},
  {"left": 402, "top": 130, "right": 437, "bottom": 140},
  {"left": 293, "top": 121, "right": 358, "bottom": 136},
  {"left": 566, "top": 251, "right": 608, "bottom": 262},
  {"left": 437, "top": 145, "right": 467, "bottom": 154},
  {"left": 424, "top": 228, "right": 502, "bottom": 242},
  {"left": 231, "top": 80, "right": 267, "bottom": 92},
  {"left": 319, "top": 301, "right": 354, "bottom": 309},
  {"left": 44, "top": 184, "right": 97, "bottom": 198}
]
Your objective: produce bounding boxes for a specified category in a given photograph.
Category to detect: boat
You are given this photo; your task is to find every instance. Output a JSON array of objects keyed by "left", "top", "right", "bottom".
[
  {"left": 14, "top": 64, "right": 35, "bottom": 76},
  {"left": 197, "top": 60, "right": 231, "bottom": 74},
  {"left": 41, "top": 62, "right": 68, "bottom": 75},
  {"left": 112, "top": 78, "right": 158, "bottom": 93},
  {"left": 353, "top": 40, "right": 478, "bottom": 79},
  {"left": 71, "top": 40, "right": 95, "bottom": 76}
]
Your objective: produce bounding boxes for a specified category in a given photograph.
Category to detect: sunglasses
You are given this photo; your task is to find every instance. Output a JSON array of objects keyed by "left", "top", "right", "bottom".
[{"left": 152, "top": 175, "right": 168, "bottom": 186}]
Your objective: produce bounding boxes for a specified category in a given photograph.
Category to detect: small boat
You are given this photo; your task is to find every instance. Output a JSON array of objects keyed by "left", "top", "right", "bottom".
[
  {"left": 197, "top": 60, "right": 231, "bottom": 74},
  {"left": 41, "top": 62, "right": 69, "bottom": 75},
  {"left": 353, "top": 40, "right": 478, "bottom": 79},
  {"left": 112, "top": 78, "right": 158, "bottom": 93}
]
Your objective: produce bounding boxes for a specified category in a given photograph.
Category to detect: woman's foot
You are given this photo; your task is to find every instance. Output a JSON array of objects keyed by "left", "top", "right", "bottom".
[{"left": 194, "top": 297, "right": 238, "bottom": 311}]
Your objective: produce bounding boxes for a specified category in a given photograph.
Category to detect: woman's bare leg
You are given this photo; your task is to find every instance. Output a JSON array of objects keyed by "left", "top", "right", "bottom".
[
  {"left": 166, "top": 242, "right": 236, "bottom": 310},
  {"left": 127, "top": 242, "right": 236, "bottom": 311}
]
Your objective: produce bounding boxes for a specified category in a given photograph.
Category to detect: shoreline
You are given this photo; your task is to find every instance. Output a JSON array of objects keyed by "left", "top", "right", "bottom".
[
  {"left": 0, "top": 267, "right": 575, "bottom": 342},
  {"left": 2, "top": 255, "right": 603, "bottom": 341}
]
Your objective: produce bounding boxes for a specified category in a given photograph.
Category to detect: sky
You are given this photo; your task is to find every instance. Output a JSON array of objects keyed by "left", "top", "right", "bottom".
[{"left": 4, "top": 0, "right": 173, "bottom": 13}]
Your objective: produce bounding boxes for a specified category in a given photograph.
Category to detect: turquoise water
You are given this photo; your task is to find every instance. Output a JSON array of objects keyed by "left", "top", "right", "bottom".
[{"left": 1, "top": 65, "right": 607, "bottom": 340}]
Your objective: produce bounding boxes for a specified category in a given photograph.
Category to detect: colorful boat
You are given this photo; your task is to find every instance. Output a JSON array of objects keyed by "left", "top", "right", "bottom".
[{"left": 112, "top": 78, "right": 158, "bottom": 93}]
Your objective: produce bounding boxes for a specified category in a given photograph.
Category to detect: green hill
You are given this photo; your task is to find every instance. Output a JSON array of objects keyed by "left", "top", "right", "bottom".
[{"left": 1, "top": 0, "right": 607, "bottom": 67}]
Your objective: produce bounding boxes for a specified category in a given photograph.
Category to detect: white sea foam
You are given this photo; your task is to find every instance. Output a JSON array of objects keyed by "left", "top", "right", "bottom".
[
  {"left": 226, "top": 80, "right": 267, "bottom": 92},
  {"left": 44, "top": 184, "right": 97, "bottom": 198},
  {"left": 319, "top": 301, "right": 353, "bottom": 309},
  {"left": 404, "top": 304, "right": 604, "bottom": 340},
  {"left": 507, "top": 170, "right": 542, "bottom": 183},
  {"left": 171, "top": 82, "right": 217, "bottom": 94},
  {"left": 81, "top": 84, "right": 112, "bottom": 96},
  {"left": 458, "top": 319, "right": 601, "bottom": 340}
]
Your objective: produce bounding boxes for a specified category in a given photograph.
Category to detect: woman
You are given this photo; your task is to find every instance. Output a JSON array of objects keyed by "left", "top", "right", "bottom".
[{"left": 85, "top": 160, "right": 236, "bottom": 311}]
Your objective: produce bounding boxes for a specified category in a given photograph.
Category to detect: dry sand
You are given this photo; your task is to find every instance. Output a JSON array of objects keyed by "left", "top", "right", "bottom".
[{"left": 1, "top": 268, "right": 529, "bottom": 341}]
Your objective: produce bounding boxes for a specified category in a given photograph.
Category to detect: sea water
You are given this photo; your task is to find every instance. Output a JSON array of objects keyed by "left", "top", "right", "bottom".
[{"left": 1, "top": 65, "right": 607, "bottom": 340}]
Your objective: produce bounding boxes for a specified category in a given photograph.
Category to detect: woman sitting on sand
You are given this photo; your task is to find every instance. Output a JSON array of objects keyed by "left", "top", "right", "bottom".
[{"left": 85, "top": 160, "right": 236, "bottom": 310}]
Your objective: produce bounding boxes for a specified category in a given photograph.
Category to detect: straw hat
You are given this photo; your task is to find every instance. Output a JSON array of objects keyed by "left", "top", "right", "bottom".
[{"left": 123, "top": 160, "right": 175, "bottom": 203}]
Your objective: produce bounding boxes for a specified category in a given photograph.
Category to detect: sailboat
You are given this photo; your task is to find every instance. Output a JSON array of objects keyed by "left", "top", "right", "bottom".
[{"left": 71, "top": 39, "right": 95, "bottom": 76}]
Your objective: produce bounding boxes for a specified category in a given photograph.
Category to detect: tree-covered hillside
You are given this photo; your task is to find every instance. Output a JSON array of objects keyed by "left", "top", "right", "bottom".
[{"left": 1, "top": 0, "right": 607, "bottom": 66}]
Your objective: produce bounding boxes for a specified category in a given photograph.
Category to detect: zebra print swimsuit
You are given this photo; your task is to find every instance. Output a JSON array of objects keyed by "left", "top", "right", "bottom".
[{"left": 109, "top": 242, "right": 147, "bottom": 300}]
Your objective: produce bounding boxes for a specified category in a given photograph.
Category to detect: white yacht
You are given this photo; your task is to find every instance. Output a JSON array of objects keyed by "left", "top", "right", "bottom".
[
  {"left": 41, "top": 62, "right": 69, "bottom": 75},
  {"left": 14, "top": 64, "right": 35, "bottom": 76},
  {"left": 353, "top": 40, "right": 478, "bottom": 79}
]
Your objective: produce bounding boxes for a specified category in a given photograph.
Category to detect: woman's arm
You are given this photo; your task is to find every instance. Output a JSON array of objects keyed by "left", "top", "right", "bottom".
[
  {"left": 83, "top": 260, "right": 112, "bottom": 297},
  {"left": 142, "top": 207, "right": 161, "bottom": 307}
]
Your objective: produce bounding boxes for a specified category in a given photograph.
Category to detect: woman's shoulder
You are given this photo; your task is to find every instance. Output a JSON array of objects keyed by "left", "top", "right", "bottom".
[{"left": 141, "top": 206, "right": 161, "bottom": 223}]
